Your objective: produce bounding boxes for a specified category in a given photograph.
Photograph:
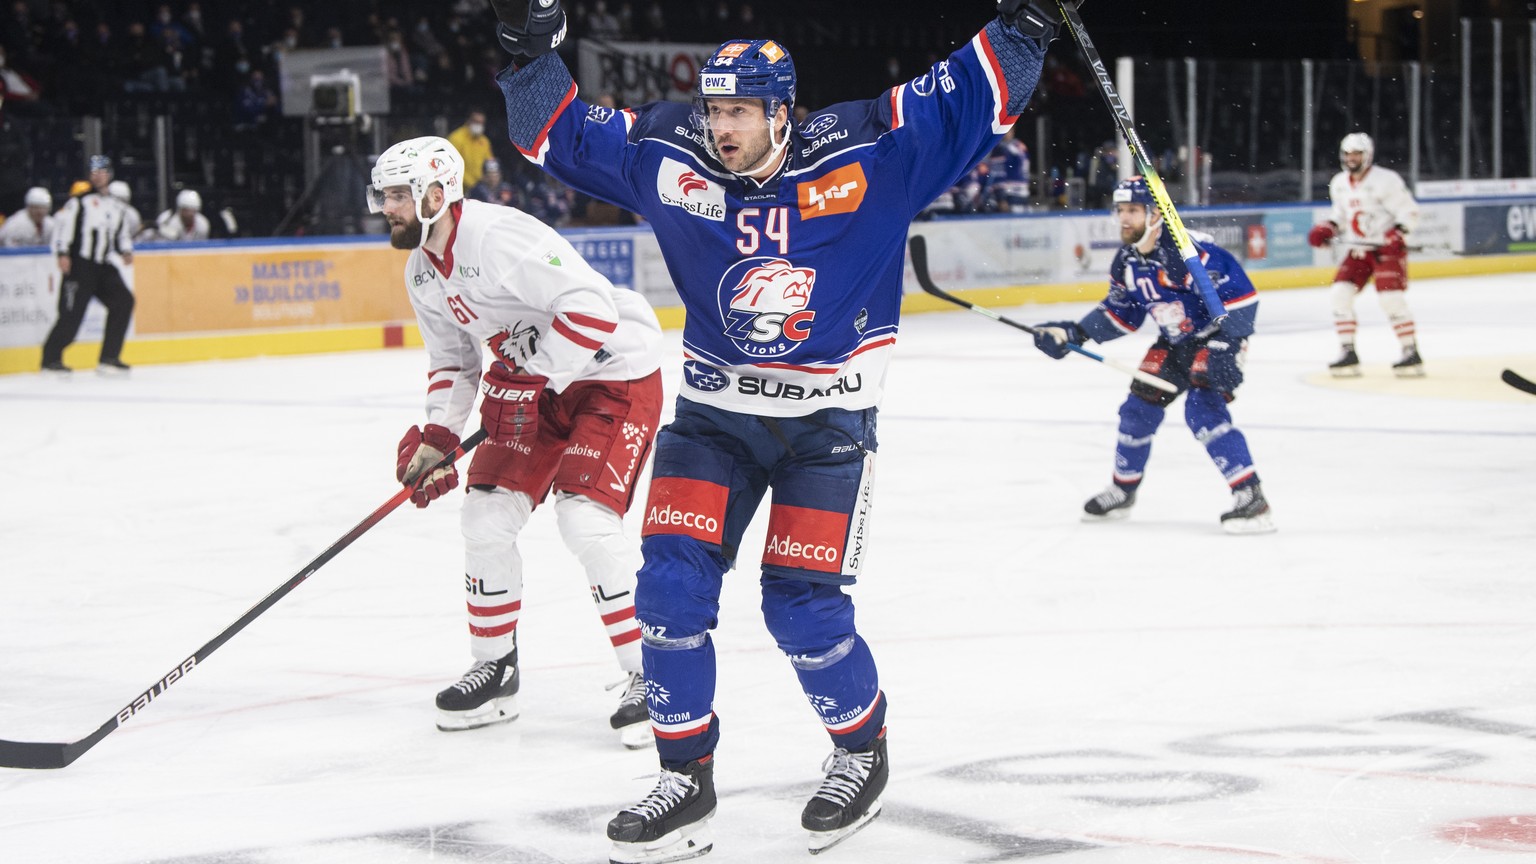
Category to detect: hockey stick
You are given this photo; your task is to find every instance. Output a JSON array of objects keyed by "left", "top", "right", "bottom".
[
  {"left": 908, "top": 235, "right": 1177, "bottom": 393},
  {"left": 1054, "top": 1, "right": 1226, "bottom": 326},
  {"left": 1336, "top": 240, "right": 1465, "bottom": 255},
  {"left": 0, "top": 429, "right": 488, "bottom": 770},
  {"left": 1502, "top": 369, "right": 1536, "bottom": 396}
]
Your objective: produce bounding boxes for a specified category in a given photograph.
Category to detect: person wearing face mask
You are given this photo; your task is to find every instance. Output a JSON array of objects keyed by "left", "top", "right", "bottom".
[{"left": 448, "top": 109, "right": 496, "bottom": 189}]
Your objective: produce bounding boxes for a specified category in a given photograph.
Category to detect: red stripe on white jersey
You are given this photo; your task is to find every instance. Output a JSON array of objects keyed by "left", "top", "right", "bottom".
[
  {"left": 601, "top": 606, "right": 637, "bottom": 626},
  {"left": 469, "top": 600, "right": 522, "bottom": 617},
  {"left": 469, "top": 620, "right": 517, "bottom": 638},
  {"left": 611, "top": 628, "right": 642, "bottom": 647},
  {"left": 552, "top": 316, "right": 606, "bottom": 351},
  {"left": 427, "top": 379, "right": 454, "bottom": 394},
  {"left": 566, "top": 311, "right": 618, "bottom": 333},
  {"left": 751, "top": 336, "right": 898, "bottom": 374}
]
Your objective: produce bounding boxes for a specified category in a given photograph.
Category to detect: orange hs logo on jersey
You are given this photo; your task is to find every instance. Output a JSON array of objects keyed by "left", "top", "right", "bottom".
[
  {"left": 798, "top": 163, "right": 867, "bottom": 220},
  {"left": 759, "top": 41, "right": 786, "bottom": 63}
]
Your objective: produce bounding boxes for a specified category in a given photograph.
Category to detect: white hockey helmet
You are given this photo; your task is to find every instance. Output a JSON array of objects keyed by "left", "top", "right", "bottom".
[
  {"left": 106, "top": 180, "right": 131, "bottom": 203},
  {"left": 24, "top": 186, "right": 51, "bottom": 209},
  {"left": 176, "top": 189, "right": 202, "bottom": 211},
  {"left": 1339, "top": 132, "right": 1374, "bottom": 171},
  {"left": 368, "top": 136, "right": 465, "bottom": 242}
]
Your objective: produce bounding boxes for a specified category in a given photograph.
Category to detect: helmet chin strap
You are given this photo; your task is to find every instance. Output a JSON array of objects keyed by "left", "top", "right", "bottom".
[
  {"left": 734, "top": 117, "right": 791, "bottom": 179},
  {"left": 415, "top": 194, "right": 449, "bottom": 248}
]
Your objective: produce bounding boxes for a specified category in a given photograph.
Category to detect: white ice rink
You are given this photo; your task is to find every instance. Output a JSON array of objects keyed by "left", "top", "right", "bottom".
[{"left": 1, "top": 272, "right": 1533, "bottom": 864}]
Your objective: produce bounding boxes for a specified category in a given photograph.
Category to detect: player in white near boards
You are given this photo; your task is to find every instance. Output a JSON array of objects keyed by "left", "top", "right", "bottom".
[
  {"left": 1307, "top": 132, "right": 1424, "bottom": 377},
  {"left": 370, "top": 136, "right": 664, "bottom": 748},
  {"left": 490, "top": 0, "right": 1055, "bottom": 859}
]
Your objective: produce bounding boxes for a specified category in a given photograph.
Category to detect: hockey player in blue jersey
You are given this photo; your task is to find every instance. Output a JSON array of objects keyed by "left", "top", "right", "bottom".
[
  {"left": 1032, "top": 175, "right": 1276, "bottom": 535},
  {"left": 488, "top": 0, "right": 1057, "bottom": 859}
]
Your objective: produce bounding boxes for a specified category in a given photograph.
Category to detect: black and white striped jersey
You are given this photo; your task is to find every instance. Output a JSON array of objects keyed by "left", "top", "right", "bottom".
[{"left": 51, "top": 191, "right": 134, "bottom": 264}]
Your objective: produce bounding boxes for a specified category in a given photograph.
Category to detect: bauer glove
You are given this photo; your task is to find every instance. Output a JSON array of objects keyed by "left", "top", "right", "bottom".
[
  {"left": 492, "top": 0, "right": 567, "bottom": 60},
  {"left": 480, "top": 363, "right": 547, "bottom": 446}
]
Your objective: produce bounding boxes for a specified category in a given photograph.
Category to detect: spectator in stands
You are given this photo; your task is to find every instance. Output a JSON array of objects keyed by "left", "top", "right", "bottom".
[
  {"left": 449, "top": 109, "right": 495, "bottom": 189},
  {"left": 640, "top": 2, "right": 665, "bottom": 41},
  {"left": 0, "top": 186, "right": 53, "bottom": 247},
  {"left": 149, "top": 4, "right": 193, "bottom": 52},
  {"left": 234, "top": 68, "right": 278, "bottom": 129},
  {"left": 468, "top": 158, "right": 520, "bottom": 208},
  {"left": 588, "top": 1, "right": 622, "bottom": 41},
  {"left": 212, "top": 18, "right": 253, "bottom": 93},
  {"left": 157, "top": 26, "right": 193, "bottom": 92},
  {"left": 121, "top": 20, "right": 168, "bottom": 93},
  {"left": 324, "top": 27, "right": 344, "bottom": 49},
  {"left": 0, "top": 44, "right": 44, "bottom": 116},
  {"left": 149, "top": 189, "right": 211, "bottom": 241},
  {"left": 384, "top": 28, "right": 413, "bottom": 90}
]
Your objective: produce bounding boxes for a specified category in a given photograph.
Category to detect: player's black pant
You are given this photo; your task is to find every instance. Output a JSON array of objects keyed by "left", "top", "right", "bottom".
[{"left": 41, "top": 259, "right": 135, "bottom": 366}]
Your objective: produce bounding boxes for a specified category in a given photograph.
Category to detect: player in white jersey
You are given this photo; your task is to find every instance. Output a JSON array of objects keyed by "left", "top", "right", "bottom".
[
  {"left": 0, "top": 187, "right": 55, "bottom": 247},
  {"left": 370, "top": 136, "right": 665, "bottom": 747},
  {"left": 1307, "top": 132, "right": 1424, "bottom": 377},
  {"left": 148, "top": 189, "right": 211, "bottom": 241}
]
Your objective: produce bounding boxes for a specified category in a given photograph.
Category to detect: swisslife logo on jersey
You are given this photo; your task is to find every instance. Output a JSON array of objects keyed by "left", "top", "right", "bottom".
[
  {"left": 657, "top": 157, "right": 726, "bottom": 221},
  {"left": 797, "top": 163, "right": 867, "bottom": 220},
  {"left": 718, "top": 256, "right": 818, "bottom": 358}
]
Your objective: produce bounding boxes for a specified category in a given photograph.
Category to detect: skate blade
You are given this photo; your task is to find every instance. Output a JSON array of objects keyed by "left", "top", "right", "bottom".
[
  {"left": 808, "top": 800, "right": 882, "bottom": 855},
  {"left": 1329, "top": 366, "right": 1363, "bottom": 378},
  {"left": 1081, "top": 508, "right": 1132, "bottom": 523},
  {"left": 618, "top": 721, "right": 655, "bottom": 750},
  {"left": 435, "top": 695, "right": 519, "bottom": 731},
  {"left": 1392, "top": 365, "right": 1426, "bottom": 378},
  {"left": 609, "top": 822, "right": 713, "bottom": 864},
  {"left": 95, "top": 366, "right": 130, "bottom": 378},
  {"left": 1221, "top": 512, "right": 1276, "bottom": 535}
]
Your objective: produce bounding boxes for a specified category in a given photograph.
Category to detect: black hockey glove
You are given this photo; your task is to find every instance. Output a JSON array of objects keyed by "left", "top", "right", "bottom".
[
  {"left": 1032, "top": 321, "right": 1087, "bottom": 360},
  {"left": 491, "top": 0, "right": 567, "bottom": 60},
  {"left": 997, "top": 0, "right": 1080, "bottom": 42}
]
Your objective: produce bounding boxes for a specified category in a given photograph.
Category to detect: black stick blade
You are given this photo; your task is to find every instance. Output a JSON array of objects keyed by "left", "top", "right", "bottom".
[
  {"left": 1502, "top": 369, "right": 1536, "bottom": 395},
  {"left": 0, "top": 739, "right": 72, "bottom": 770}
]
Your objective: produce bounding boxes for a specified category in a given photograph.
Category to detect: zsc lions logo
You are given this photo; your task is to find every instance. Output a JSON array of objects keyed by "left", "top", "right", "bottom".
[
  {"left": 718, "top": 257, "right": 817, "bottom": 358},
  {"left": 800, "top": 113, "right": 838, "bottom": 137},
  {"left": 682, "top": 360, "right": 729, "bottom": 392}
]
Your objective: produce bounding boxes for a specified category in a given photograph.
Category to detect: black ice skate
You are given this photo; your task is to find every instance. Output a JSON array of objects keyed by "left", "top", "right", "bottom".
[
  {"left": 802, "top": 729, "right": 888, "bottom": 854},
  {"left": 1082, "top": 484, "right": 1137, "bottom": 521},
  {"left": 607, "top": 756, "right": 716, "bottom": 864},
  {"left": 1328, "top": 346, "right": 1362, "bottom": 378},
  {"left": 435, "top": 649, "right": 519, "bottom": 731},
  {"left": 1392, "top": 348, "right": 1425, "bottom": 378},
  {"left": 608, "top": 671, "right": 653, "bottom": 750},
  {"left": 1220, "top": 483, "right": 1276, "bottom": 535},
  {"left": 96, "top": 358, "right": 131, "bottom": 377}
]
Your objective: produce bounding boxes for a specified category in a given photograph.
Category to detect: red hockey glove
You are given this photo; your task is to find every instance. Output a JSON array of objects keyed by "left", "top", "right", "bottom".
[
  {"left": 1380, "top": 226, "right": 1408, "bottom": 258},
  {"left": 1307, "top": 223, "right": 1336, "bottom": 248},
  {"left": 480, "top": 364, "right": 547, "bottom": 446},
  {"left": 397, "top": 423, "right": 461, "bottom": 508}
]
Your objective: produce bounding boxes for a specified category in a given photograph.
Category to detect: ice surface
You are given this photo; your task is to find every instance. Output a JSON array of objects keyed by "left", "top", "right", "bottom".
[{"left": 1, "top": 274, "right": 1533, "bottom": 863}]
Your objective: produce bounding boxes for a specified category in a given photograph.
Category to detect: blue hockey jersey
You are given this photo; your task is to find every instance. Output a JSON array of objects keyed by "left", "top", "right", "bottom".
[
  {"left": 498, "top": 20, "right": 1044, "bottom": 417},
  {"left": 1081, "top": 231, "right": 1260, "bottom": 346}
]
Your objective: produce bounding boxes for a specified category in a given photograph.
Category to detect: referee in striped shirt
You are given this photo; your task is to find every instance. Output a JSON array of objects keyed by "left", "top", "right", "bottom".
[{"left": 43, "top": 155, "right": 136, "bottom": 375}]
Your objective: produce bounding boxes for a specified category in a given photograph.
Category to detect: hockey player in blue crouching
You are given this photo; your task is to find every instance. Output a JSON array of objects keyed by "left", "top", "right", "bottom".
[
  {"left": 489, "top": 0, "right": 1059, "bottom": 860},
  {"left": 1032, "top": 176, "right": 1276, "bottom": 535}
]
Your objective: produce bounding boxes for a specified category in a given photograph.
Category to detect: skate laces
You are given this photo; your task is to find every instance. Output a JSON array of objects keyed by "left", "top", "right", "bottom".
[
  {"left": 607, "top": 672, "right": 646, "bottom": 708},
  {"left": 451, "top": 659, "right": 501, "bottom": 694},
  {"left": 1092, "top": 486, "right": 1128, "bottom": 508},
  {"left": 625, "top": 769, "right": 696, "bottom": 819},
  {"left": 811, "top": 748, "right": 874, "bottom": 807}
]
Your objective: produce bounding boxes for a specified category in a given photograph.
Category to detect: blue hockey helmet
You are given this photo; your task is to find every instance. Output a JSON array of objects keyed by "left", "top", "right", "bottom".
[
  {"left": 692, "top": 39, "right": 797, "bottom": 174},
  {"left": 1112, "top": 175, "right": 1156, "bottom": 210},
  {"left": 696, "top": 38, "right": 797, "bottom": 116}
]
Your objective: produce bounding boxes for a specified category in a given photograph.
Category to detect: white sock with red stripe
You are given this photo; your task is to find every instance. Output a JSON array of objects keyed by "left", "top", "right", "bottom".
[
  {"left": 462, "top": 487, "right": 532, "bottom": 661},
  {"left": 1378, "top": 290, "right": 1417, "bottom": 351},
  {"left": 555, "top": 493, "right": 643, "bottom": 672}
]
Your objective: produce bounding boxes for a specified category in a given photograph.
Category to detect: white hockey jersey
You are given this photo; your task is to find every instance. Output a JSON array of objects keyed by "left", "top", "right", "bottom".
[
  {"left": 1327, "top": 165, "right": 1419, "bottom": 247},
  {"left": 404, "top": 199, "right": 663, "bottom": 434},
  {"left": 0, "top": 209, "right": 54, "bottom": 247},
  {"left": 150, "top": 209, "right": 210, "bottom": 241}
]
